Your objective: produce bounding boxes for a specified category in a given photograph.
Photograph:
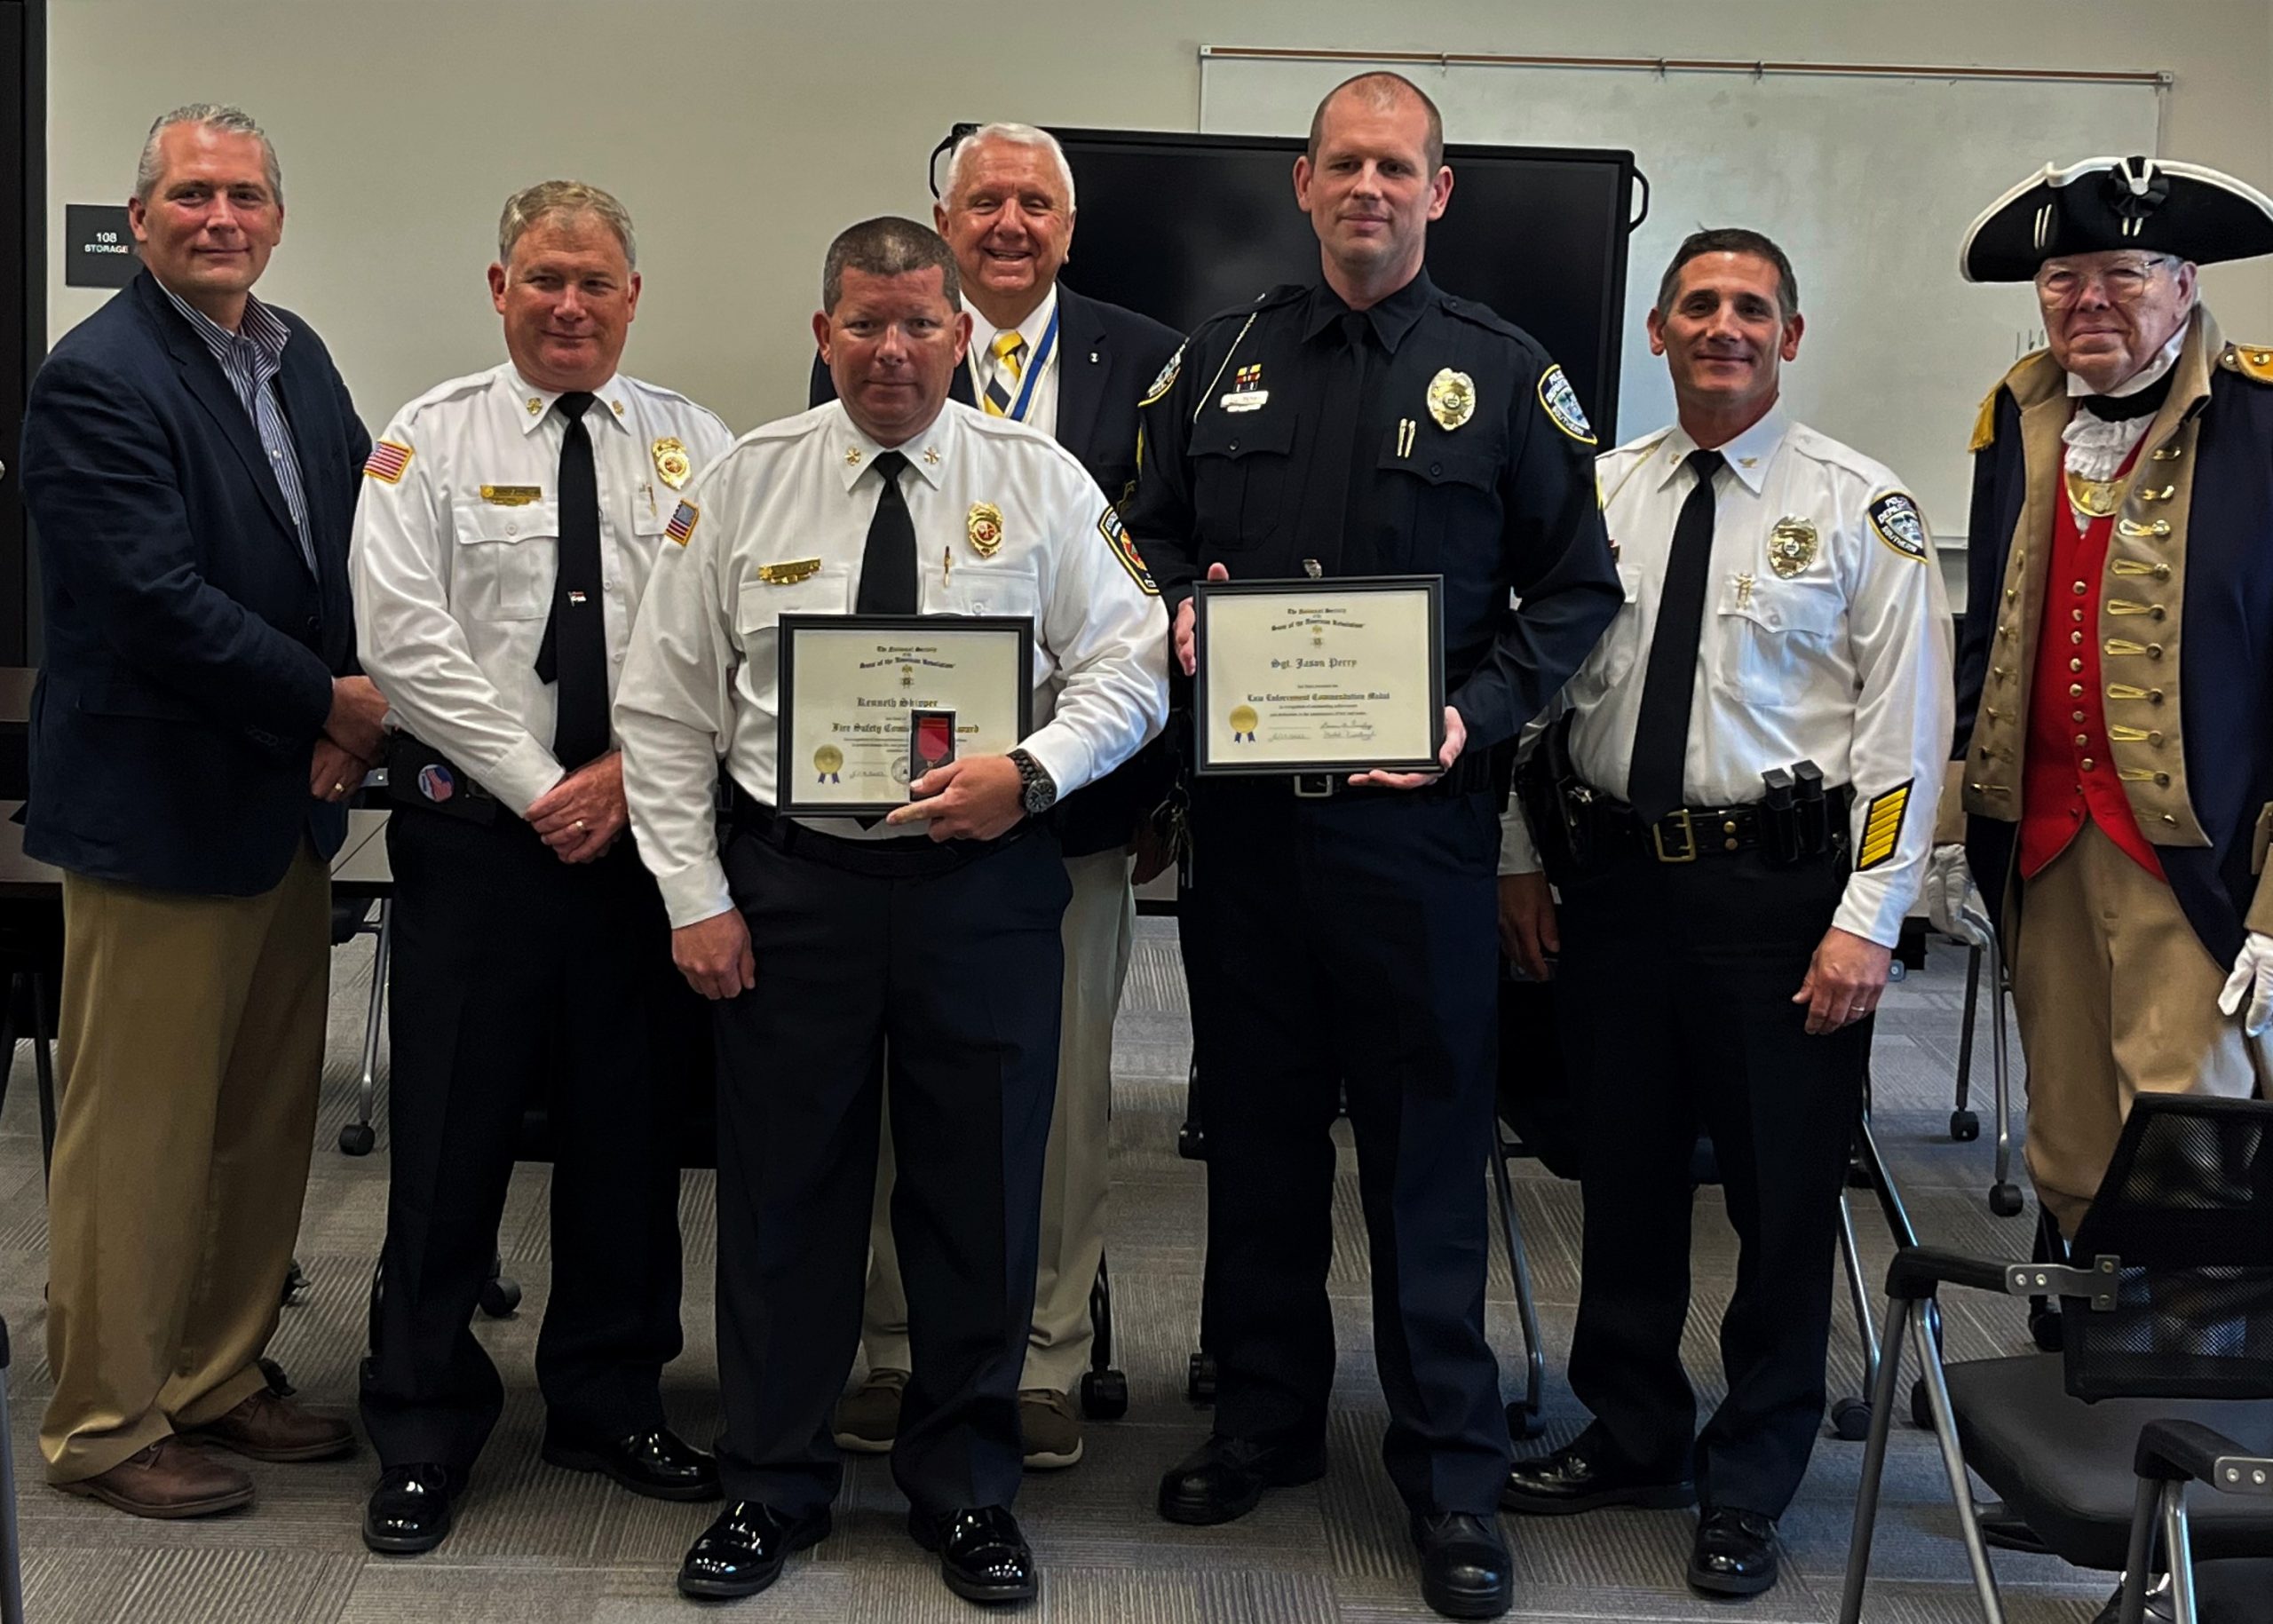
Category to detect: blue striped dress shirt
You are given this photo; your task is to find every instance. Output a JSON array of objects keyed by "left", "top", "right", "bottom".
[{"left": 159, "top": 281, "right": 315, "bottom": 572}]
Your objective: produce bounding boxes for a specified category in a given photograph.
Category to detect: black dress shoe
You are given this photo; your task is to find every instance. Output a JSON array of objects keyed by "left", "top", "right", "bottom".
[
  {"left": 1501, "top": 1436, "right": 1694, "bottom": 1516},
  {"left": 1156, "top": 1435, "right": 1328, "bottom": 1526},
  {"left": 542, "top": 1423, "right": 720, "bottom": 1502},
  {"left": 362, "top": 1464, "right": 455, "bottom": 1556},
  {"left": 1412, "top": 1511, "right": 1513, "bottom": 1620},
  {"left": 1688, "top": 1507, "right": 1779, "bottom": 1597},
  {"left": 908, "top": 1505, "right": 1037, "bottom": 1604},
  {"left": 676, "top": 1501, "right": 832, "bottom": 1600}
]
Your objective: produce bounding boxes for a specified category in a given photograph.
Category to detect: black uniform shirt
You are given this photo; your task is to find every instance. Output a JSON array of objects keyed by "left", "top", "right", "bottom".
[{"left": 1125, "top": 270, "right": 1621, "bottom": 751}]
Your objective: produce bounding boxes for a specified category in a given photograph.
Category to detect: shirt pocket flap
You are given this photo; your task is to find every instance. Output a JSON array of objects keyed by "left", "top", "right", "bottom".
[
  {"left": 735, "top": 567, "right": 849, "bottom": 636},
  {"left": 1378, "top": 438, "right": 1497, "bottom": 491},
  {"left": 1717, "top": 575, "right": 1842, "bottom": 636},
  {"left": 1190, "top": 411, "right": 1295, "bottom": 462},
  {"left": 454, "top": 496, "right": 560, "bottom": 544}
]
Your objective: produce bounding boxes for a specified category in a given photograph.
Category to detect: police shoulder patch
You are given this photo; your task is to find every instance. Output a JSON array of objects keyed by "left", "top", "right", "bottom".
[
  {"left": 1139, "top": 344, "right": 1184, "bottom": 408},
  {"left": 364, "top": 440, "right": 414, "bottom": 483},
  {"left": 1098, "top": 505, "right": 1158, "bottom": 596},
  {"left": 1537, "top": 366, "right": 1596, "bottom": 445},
  {"left": 1867, "top": 491, "right": 1929, "bottom": 562},
  {"left": 1857, "top": 779, "right": 1913, "bottom": 871}
]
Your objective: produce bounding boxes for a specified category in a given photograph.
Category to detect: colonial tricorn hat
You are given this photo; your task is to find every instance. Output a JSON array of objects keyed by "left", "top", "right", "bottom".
[{"left": 1959, "top": 155, "right": 2273, "bottom": 281}]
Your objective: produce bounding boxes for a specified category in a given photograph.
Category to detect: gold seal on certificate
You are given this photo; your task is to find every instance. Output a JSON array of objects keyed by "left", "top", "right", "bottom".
[
  {"left": 777, "top": 614, "right": 1035, "bottom": 815},
  {"left": 1192, "top": 575, "right": 1445, "bottom": 776}
]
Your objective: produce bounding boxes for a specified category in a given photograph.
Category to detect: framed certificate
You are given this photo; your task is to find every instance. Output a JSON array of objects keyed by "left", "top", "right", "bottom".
[
  {"left": 777, "top": 614, "right": 1034, "bottom": 815},
  {"left": 1193, "top": 575, "right": 1445, "bottom": 776}
]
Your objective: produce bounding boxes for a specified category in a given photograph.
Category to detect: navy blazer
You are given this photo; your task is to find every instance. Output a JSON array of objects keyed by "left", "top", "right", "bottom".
[
  {"left": 812, "top": 283, "right": 1180, "bottom": 854},
  {"left": 19, "top": 271, "right": 371, "bottom": 893}
]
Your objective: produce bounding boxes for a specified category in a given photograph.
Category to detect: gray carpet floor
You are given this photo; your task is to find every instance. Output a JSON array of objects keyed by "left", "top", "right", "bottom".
[{"left": 0, "top": 914, "right": 2123, "bottom": 1622}]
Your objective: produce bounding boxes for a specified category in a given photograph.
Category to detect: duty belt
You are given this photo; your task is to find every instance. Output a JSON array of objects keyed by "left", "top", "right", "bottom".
[
  {"left": 1577, "top": 784, "right": 1853, "bottom": 867},
  {"left": 1289, "top": 749, "right": 1497, "bottom": 802}
]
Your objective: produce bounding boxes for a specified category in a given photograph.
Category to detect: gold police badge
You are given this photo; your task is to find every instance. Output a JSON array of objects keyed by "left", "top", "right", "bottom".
[
  {"left": 967, "top": 501, "right": 1004, "bottom": 558},
  {"left": 1426, "top": 368, "right": 1476, "bottom": 431},
  {"left": 1767, "top": 517, "right": 1819, "bottom": 578},
  {"left": 653, "top": 437, "right": 692, "bottom": 490}
]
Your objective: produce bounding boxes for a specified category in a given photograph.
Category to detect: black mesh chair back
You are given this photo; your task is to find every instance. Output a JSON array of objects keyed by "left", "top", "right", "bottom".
[{"left": 2064, "top": 1096, "right": 2273, "bottom": 1404}]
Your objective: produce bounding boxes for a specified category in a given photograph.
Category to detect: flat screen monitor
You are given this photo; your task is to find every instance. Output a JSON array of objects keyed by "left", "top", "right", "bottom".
[{"left": 998, "top": 128, "right": 1638, "bottom": 441}]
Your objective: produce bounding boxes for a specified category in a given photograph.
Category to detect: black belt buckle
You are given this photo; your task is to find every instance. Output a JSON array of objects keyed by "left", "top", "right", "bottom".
[
  {"left": 1650, "top": 808, "right": 1698, "bottom": 864},
  {"left": 1293, "top": 772, "right": 1337, "bottom": 799}
]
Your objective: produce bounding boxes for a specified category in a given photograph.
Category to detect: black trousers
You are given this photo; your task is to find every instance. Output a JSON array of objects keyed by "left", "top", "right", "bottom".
[
  {"left": 711, "top": 822, "right": 1069, "bottom": 1518},
  {"left": 360, "top": 809, "right": 697, "bottom": 1471},
  {"left": 1184, "top": 780, "right": 1509, "bottom": 1517},
  {"left": 1553, "top": 844, "right": 1866, "bottom": 1518}
]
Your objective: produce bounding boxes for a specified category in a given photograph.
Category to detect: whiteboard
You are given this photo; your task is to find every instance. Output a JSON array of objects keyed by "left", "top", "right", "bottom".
[{"left": 1200, "top": 52, "right": 2164, "bottom": 548}]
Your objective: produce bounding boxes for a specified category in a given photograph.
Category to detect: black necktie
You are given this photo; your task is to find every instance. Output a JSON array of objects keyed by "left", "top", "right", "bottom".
[
  {"left": 1627, "top": 448, "right": 1725, "bottom": 822},
  {"left": 855, "top": 450, "right": 917, "bottom": 615},
  {"left": 1303, "top": 312, "right": 1375, "bottom": 578},
  {"left": 537, "top": 390, "right": 608, "bottom": 770}
]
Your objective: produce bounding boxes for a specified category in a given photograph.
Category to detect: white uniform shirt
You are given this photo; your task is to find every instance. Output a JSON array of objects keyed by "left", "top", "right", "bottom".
[
  {"left": 964, "top": 285, "right": 1059, "bottom": 435},
  {"left": 352, "top": 363, "right": 734, "bottom": 815},
  {"left": 1501, "top": 408, "right": 1955, "bottom": 947},
  {"left": 616, "top": 398, "right": 1168, "bottom": 929}
]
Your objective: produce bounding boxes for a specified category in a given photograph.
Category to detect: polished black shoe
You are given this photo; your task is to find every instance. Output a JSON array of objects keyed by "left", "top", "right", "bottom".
[
  {"left": 542, "top": 1423, "right": 720, "bottom": 1502},
  {"left": 362, "top": 1464, "right": 455, "bottom": 1556},
  {"left": 908, "top": 1504, "right": 1037, "bottom": 1604},
  {"left": 1412, "top": 1511, "right": 1513, "bottom": 1620},
  {"left": 1688, "top": 1507, "right": 1779, "bottom": 1597},
  {"left": 1156, "top": 1435, "right": 1328, "bottom": 1526},
  {"left": 676, "top": 1501, "right": 832, "bottom": 1600},
  {"left": 1501, "top": 1436, "right": 1694, "bottom": 1516}
]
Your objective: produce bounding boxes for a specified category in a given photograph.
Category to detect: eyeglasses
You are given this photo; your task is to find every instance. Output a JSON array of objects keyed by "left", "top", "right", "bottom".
[{"left": 2034, "top": 257, "right": 2176, "bottom": 309}]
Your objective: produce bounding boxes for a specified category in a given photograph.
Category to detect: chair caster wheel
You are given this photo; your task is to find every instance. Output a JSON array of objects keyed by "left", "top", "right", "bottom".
[
  {"left": 1177, "top": 1120, "right": 1208, "bottom": 1161},
  {"left": 337, "top": 1121, "right": 376, "bottom": 1156},
  {"left": 478, "top": 1275, "right": 521, "bottom": 1319},
  {"left": 1989, "top": 1182, "right": 2024, "bottom": 1218},
  {"left": 1909, "top": 1377, "right": 1933, "bottom": 1431},
  {"left": 1186, "top": 1351, "right": 1216, "bottom": 1405},
  {"left": 1949, "top": 1110, "right": 1980, "bottom": 1142},
  {"left": 1831, "top": 1397, "right": 1872, "bottom": 1441},
  {"left": 1079, "top": 1367, "right": 1129, "bottom": 1421},
  {"left": 2029, "top": 1305, "right": 2063, "bottom": 1352},
  {"left": 1505, "top": 1401, "right": 1546, "bottom": 1441}
]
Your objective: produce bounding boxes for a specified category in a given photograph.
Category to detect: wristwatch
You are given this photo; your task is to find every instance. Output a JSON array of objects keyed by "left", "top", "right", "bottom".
[{"left": 1008, "top": 748, "right": 1058, "bottom": 816}]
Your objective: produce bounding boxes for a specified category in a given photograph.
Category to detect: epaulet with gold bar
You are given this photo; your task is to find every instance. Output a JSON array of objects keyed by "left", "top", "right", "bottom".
[{"left": 2219, "top": 342, "right": 2273, "bottom": 384}]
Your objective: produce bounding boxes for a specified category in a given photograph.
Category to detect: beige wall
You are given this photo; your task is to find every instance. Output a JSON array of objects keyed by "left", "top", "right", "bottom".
[{"left": 47, "top": 0, "right": 2273, "bottom": 435}]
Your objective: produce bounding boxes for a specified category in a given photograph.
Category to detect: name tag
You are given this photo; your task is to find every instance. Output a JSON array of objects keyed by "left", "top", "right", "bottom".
[
  {"left": 1219, "top": 390, "right": 1269, "bottom": 413},
  {"left": 479, "top": 484, "right": 542, "bottom": 506},
  {"left": 756, "top": 558, "right": 823, "bottom": 585}
]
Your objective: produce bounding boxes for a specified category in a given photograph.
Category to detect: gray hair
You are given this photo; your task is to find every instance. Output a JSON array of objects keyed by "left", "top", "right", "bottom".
[
  {"left": 497, "top": 179, "right": 638, "bottom": 270},
  {"left": 822, "top": 217, "right": 962, "bottom": 313},
  {"left": 943, "top": 123, "right": 1076, "bottom": 212},
  {"left": 135, "top": 104, "right": 281, "bottom": 206}
]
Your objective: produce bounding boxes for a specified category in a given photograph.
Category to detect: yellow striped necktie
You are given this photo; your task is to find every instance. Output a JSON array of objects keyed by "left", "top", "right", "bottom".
[{"left": 982, "top": 331, "right": 1026, "bottom": 416}]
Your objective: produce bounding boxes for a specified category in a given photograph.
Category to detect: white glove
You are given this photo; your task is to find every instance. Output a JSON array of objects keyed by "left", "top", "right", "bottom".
[
  {"left": 2218, "top": 931, "right": 2273, "bottom": 1036},
  {"left": 1925, "top": 844, "right": 1994, "bottom": 950}
]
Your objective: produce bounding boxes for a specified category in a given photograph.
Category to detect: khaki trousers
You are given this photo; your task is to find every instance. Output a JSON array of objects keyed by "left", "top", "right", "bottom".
[
  {"left": 859, "top": 848, "right": 1134, "bottom": 1393},
  {"left": 41, "top": 842, "right": 331, "bottom": 1482},
  {"left": 2009, "top": 820, "right": 2264, "bottom": 1237}
]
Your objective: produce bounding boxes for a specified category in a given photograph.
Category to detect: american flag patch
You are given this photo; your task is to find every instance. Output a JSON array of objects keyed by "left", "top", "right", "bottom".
[
  {"left": 664, "top": 500, "right": 699, "bottom": 546},
  {"left": 364, "top": 440, "right": 413, "bottom": 483}
]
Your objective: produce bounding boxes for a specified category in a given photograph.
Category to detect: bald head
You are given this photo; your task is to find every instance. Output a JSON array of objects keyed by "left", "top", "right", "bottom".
[{"left": 1306, "top": 72, "right": 1444, "bottom": 175}]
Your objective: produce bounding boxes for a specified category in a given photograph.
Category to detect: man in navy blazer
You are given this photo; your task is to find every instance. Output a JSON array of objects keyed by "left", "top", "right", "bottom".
[
  {"left": 19, "top": 104, "right": 381, "bottom": 1519},
  {"left": 811, "top": 123, "right": 1178, "bottom": 1471}
]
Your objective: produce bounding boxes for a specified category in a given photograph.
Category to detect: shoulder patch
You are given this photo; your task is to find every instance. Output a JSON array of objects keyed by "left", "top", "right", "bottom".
[
  {"left": 664, "top": 500, "right": 700, "bottom": 547},
  {"left": 1139, "top": 343, "right": 1184, "bottom": 408},
  {"left": 1536, "top": 366, "right": 1596, "bottom": 445},
  {"left": 1867, "top": 491, "right": 1929, "bottom": 562},
  {"left": 364, "top": 440, "right": 413, "bottom": 483},
  {"left": 1969, "top": 386, "right": 2000, "bottom": 454},
  {"left": 1098, "top": 505, "right": 1158, "bottom": 596},
  {"left": 1857, "top": 779, "right": 1913, "bottom": 871},
  {"left": 2220, "top": 343, "right": 2273, "bottom": 384}
]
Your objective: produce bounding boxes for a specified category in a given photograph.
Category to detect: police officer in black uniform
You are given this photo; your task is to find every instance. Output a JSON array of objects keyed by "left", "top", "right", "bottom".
[{"left": 1126, "top": 71, "right": 1620, "bottom": 1623}]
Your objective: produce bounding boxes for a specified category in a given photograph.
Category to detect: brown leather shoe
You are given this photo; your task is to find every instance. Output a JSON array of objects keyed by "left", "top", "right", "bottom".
[
  {"left": 56, "top": 1438, "right": 254, "bottom": 1519},
  {"left": 183, "top": 1388, "right": 355, "bottom": 1462}
]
